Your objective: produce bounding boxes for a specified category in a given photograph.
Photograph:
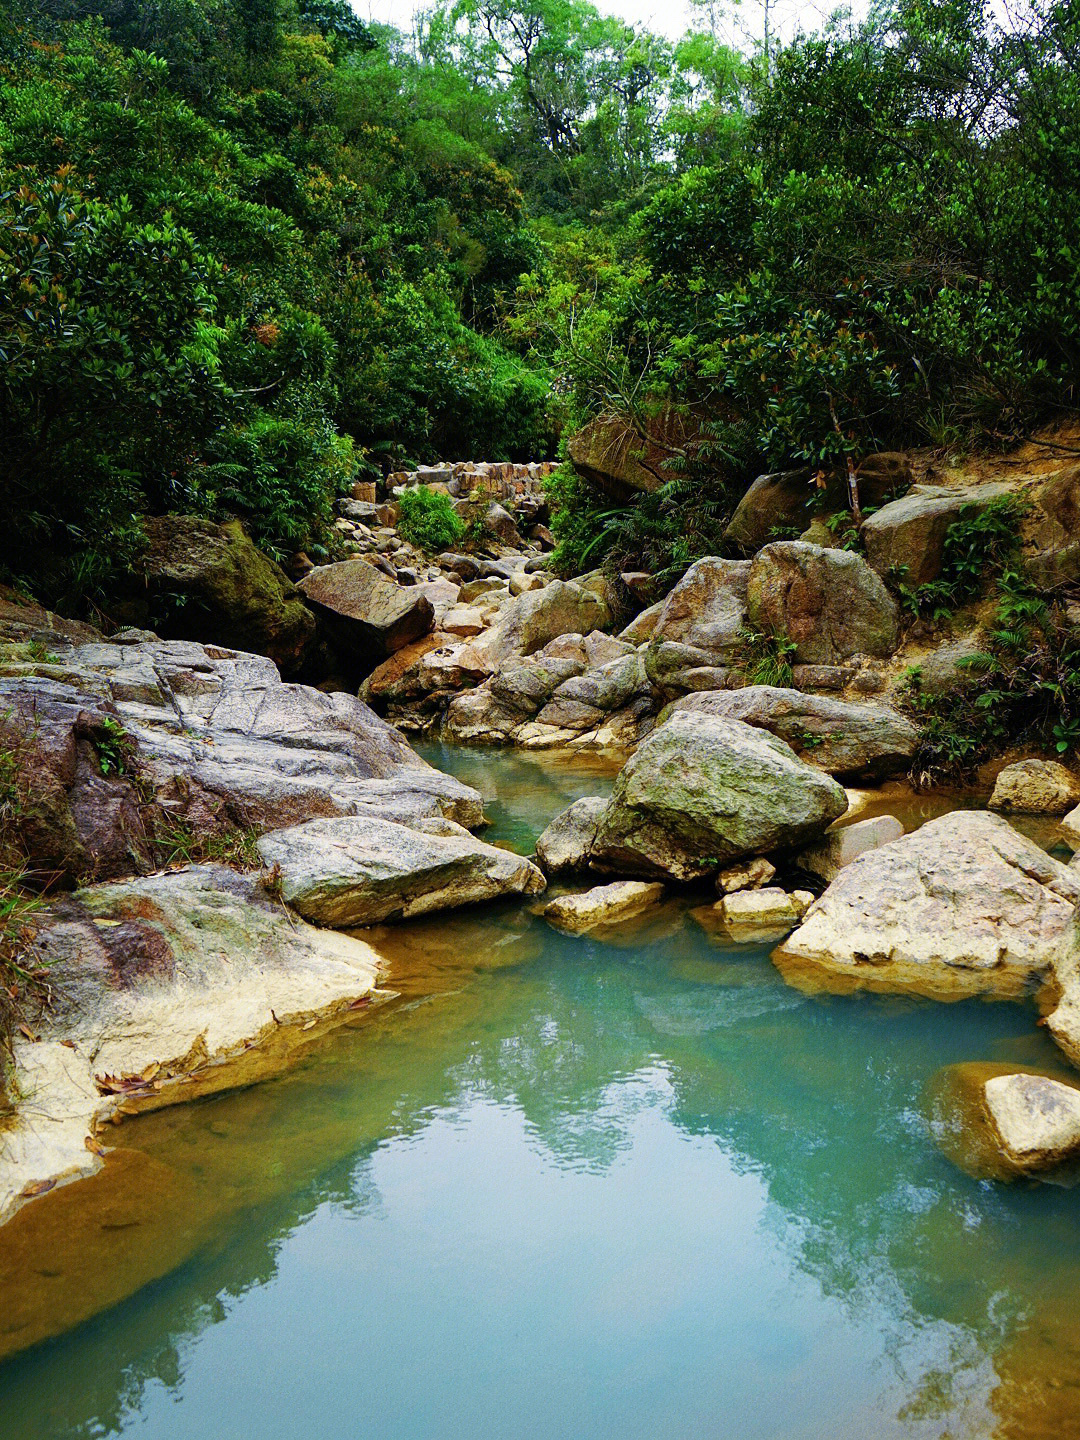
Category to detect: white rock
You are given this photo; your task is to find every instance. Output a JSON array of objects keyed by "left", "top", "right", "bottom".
[
  {"left": 442, "top": 605, "right": 486, "bottom": 637},
  {"left": 544, "top": 881, "right": 664, "bottom": 933},
  {"left": 257, "top": 816, "right": 546, "bottom": 927},
  {"left": 984, "top": 1072, "right": 1080, "bottom": 1169}
]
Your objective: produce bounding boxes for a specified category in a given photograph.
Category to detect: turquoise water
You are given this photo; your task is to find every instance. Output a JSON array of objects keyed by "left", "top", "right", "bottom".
[{"left": 1, "top": 749, "right": 1078, "bottom": 1439}]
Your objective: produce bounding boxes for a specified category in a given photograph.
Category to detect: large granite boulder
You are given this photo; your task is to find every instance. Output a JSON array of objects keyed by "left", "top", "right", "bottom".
[
  {"left": 588, "top": 712, "right": 848, "bottom": 881},
  {"left": 131, "top": 516, "right": 316, "bottom": 676},
  {"left": 0, "top": 625, "right": 482, "bottom": 882},
  {"left": 989, "top": 758, "right": 1080, "bottom": 815},
  {"left": 482, "top": 580, "right": 613, "bottom": 665},
  {"left": 644, "top": 557, "right": 750, "bottom": 694},
  {"left": 2, "top": 866, "right": 385, "bottom": 1225},
  {"left": 861, "top": 483, "right": 1014, "bottom": 587},
  {"left": 257, "top": 816, "right": 545, "bottom": 927},
  {"left": 746, "top": 542, "right": 899, "bottom": 665},
  {"left": 669, "top": 687, "right": 918, "bottom": 780},
  {"left": 566, "top": 415, "right": 662, "bottom": 497},
  {"left": 298, "top": 559, "right": 434, "bottom": 661},
  {"left": 797, "top": 814, "right": 905, "bottom": 882},
  {"left": 774, "top": 812, "right": 1080, "bottom": 1063}
]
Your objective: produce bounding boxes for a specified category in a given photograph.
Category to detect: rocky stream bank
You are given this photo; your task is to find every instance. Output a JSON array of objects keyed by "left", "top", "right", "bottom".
[{"left": 7, "top": 436, "right": 1080, "bottom": 1226}]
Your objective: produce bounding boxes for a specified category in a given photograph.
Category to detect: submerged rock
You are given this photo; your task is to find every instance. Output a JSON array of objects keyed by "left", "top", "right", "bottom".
[
  {"left": 589, "top": 712, "right": 848, "bottom": 881},
  {"left": 256, "top": 816, "right": 546, "bottom": 926},
  {"left": 989, "top": 758, "right": 1080, "bottom": 815},
  {"left": 929, "top": 1062, "right": 1080, "bottom": 1182},
  {"left": 544, "top": 880, "right": 664, "bottom": 934},
  {"left": 2, "top": 866, "right": 386, "bottom": 1226},
  {"left": 669, "top": 687, "right": 918, "bottom": 780},
  {"left": 718, "top": 887, "right": 801, "bottom": 928}
]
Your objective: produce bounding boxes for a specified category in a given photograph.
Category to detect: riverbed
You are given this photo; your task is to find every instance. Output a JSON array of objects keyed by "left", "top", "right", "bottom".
[{"left": 0, "top": 747, "right": 1078, "bottom": 1438}]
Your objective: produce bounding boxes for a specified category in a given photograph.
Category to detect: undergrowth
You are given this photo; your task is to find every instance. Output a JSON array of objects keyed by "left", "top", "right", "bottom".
[
  {"left": 396, "top": 487, "right": 466, "bottom": 555},
  {"left": 737, "top": 627, "right": 798, "bottom": 688},
  {"left": 153, "top": 818, "right": 262, "bottom": 871},
  {"left": 0, "top": 729, "right": 54, "bottom": 1106}
]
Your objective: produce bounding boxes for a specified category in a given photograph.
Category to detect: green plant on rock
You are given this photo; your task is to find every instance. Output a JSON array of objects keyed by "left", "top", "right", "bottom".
[
  {"left": 93, "top": 718, "right": 131, "bottom": 777},
  {"left": 900, "top": 496, "right": 1029, "bottom": 618},
  {"left": 396, "top": 488, "right": 466, "bottom": 555},
  {"left": 738, "top": 627, "right": 798, "bottom": 688}
]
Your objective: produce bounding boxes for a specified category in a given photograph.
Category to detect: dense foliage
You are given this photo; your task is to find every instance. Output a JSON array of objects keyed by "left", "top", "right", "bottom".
[{"left": 1, "top": 0, "right": 1077, "bottom": 609}]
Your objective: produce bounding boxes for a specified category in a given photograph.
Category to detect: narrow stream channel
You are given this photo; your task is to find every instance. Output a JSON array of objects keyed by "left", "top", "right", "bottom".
[{"left": 1, "top": 746, "right": 1078, "bottom": 1439}]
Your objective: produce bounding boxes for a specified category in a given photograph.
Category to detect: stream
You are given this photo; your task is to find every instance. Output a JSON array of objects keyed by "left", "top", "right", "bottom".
[{"left": 1, "top": 745, "right": 1079, "bottom": 1438}]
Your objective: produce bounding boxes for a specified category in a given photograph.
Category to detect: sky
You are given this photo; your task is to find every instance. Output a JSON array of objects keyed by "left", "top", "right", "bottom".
[{"left": 351, "top": 0, "right": 858, "bottom": 46}]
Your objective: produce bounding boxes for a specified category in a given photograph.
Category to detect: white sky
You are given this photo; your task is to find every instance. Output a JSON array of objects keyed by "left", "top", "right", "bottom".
[{"left": 351, "top": 1, "right": 862, "bottom": 45}]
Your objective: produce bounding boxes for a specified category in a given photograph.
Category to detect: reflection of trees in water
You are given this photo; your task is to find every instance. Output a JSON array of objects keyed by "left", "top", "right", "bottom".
[{"left": 4, "top": 912, "right": 1080, "bottom": 1437}]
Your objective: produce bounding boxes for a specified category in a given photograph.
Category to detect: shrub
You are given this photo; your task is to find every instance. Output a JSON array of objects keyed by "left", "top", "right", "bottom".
[{"left": 396, "top": 486, "right": 466, "bottom": 554}]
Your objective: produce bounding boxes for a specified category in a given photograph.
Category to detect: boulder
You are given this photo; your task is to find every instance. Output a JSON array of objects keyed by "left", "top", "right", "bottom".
[
  {"left": 442, "top": 606, "right": 486, "bottom": 637},
  {"left": 669, "top": 687, "right": 918, "bottom": 780},
  {"left": 724, "top": 469, "right": 815, "bottom": 553},
  {"left": 566, "top": 415, "right": 661, "bottom": 497},
  {"left": 2, "top": 866, "right": 385, "bottom": 1225},
  {"left": 797, "top": 814, "right": 905, "bottom": 883},
  {"left": 989, "top": 758, "right": 1080, "bottom": 815},
  {"left": 717, "top": 856, "right": 776, "bottom": 894},
  {"left": 439, "top": 553, "right": 481, "bottom": 583},
  {"left": 673, "top": 682, "right": 915, "bottom": 783},
  {"left": 544, "top": 880, "right": 664, "bottom": 934},
  {"left": 589, "top": 712, "right": 848, "bottom": 881},
  {"left": 861, "top": 483, "right": 1014, "bottom": 587},
  {"left": 535, "top": 797, "right": 609, "bottom": 875},
  {"left": 256, "top": 816, "right": 545, "bottom": 927},
  {"left": 481, "top": 502, "right": 523, "bottom": 547},
  {"left": 725, "top": 456, "right": 913, "bottom": 556},
  {"left": 1022, "top": 465, "right": 1080, "bottom": 587},
  {"left": 133, "top": 516, "right": 315, "bottom": 676},
  {"left": 298, "top": 559, "right": 434, "bottom": 662},
  {"left": 746, "top": 542, "right": 899, "bottom": 665},
  {"left": 931, "top": 1062, "right": 1080, "bottom": 1182},
  {"left": 483, "top": 580, "right": 612, "bottom": 666},
  {"left": 644, "top": 557, "right": 751, "bottom": 694},
  {"left": 774, "top": 812, "right": 1080, "bottom": 1056},
  {"left": 618, "top": 601, "right": 664, "bottom": 646}
]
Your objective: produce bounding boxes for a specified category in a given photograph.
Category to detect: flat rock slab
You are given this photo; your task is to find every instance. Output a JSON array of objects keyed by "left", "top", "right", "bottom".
[
  {"left": 718, "top": 887, "right": 804, "bottom": 927},
  {"left": 257, "top": 816, "right": 546, "bottom": 927},
  {"left": 544, "top": 881, "right": 664, "bottom": 933},
  {"left": 2, "top": 866, "right": 386, "bottom": 1228}
]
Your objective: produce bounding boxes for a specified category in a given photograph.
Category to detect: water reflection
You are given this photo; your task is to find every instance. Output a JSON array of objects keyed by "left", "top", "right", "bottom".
[{"left": 0, "top": 750, "right": 1078, "bottom": 1439}]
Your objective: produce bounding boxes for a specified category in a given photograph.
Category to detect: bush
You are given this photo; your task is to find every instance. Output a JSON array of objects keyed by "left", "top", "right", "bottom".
[{"left": 396, "top": 486, "right": 466, "bottom": 554}]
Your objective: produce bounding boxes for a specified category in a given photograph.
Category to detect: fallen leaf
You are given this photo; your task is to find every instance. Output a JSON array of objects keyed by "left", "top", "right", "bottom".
[
  {"left": 84, "top": 1136, "right": 106, "bottom": 1156},
  {"left": 19, "top": 1178, "right": 55, "bottom": 1198},
  {"left": 17, "top": 1024, "right": 37, "bottom": 1043}
]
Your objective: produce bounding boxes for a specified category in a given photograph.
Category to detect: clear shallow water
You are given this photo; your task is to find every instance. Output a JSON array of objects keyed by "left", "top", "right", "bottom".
[{"left": 1, "top": 750, "right": 1079, "bottom": 1439}]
